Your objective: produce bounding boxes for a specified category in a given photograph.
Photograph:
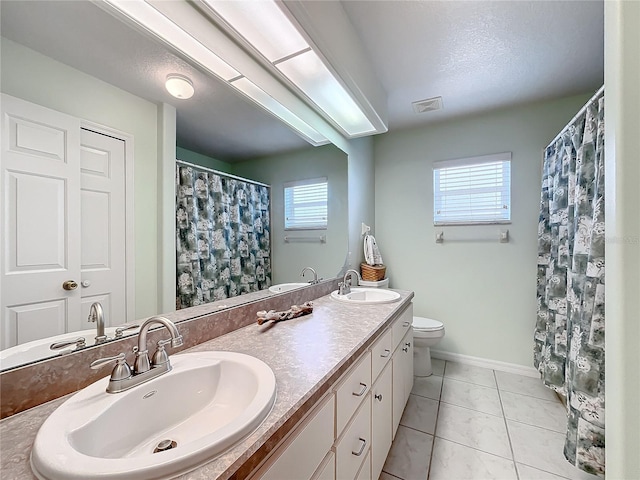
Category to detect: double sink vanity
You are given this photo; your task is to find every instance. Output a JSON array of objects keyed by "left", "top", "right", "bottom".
[{"left": 0, "top": 283, "right": 414, "bottom": 480}]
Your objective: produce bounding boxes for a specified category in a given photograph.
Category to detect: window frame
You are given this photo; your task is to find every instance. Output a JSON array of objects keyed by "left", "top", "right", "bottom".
[
  {"left": 283, "top": 177, "right": 328, "bottom": 231},
  {"left": 432, "top": 152, "right": 512, "bottom": 226}
]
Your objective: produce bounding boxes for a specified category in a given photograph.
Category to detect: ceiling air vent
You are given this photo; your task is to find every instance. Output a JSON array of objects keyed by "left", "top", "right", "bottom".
[{"left": 412, "top": 96, "right": 443, "bottom": 114}]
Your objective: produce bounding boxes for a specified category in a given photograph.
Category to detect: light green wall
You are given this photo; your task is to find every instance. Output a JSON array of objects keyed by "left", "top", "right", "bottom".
[
  {"left": 346, "top": 137, "right": 375, "bottom": 272},
  {"left": 1, "top": 37, "right": 159, "bottom": 319},
  {"left": 176, "top": 146, "right": 234, "bottom": 173},
  {"left": 374, "top": 94, "right": 592, "bottom": 367},
  {"left": 234, "top": 145, "right": 349, "bottom": 283}
]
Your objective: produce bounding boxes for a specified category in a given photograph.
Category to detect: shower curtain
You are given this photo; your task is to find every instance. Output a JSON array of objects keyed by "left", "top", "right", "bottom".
[
  {"left": 175, "top": 165, "right": 271, "bottom": 309},
  {"left": 535, "top": 89, "right": 605, "bottom": 477}
]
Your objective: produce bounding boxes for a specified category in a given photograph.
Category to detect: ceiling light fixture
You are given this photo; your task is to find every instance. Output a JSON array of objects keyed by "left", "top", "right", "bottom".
[
  {"left": 201, "top": 0, "right": 377, "bottom": 138},
  {"left": 165, "top": 74, "right": 194, "bottom": 99}
]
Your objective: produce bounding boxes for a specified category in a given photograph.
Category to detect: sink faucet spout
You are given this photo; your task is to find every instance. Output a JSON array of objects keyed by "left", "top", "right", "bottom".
[
  {"left": 300, "top": 266, "right": 319, "bottom": 284},
  {"left": 135, "top": 316, "right": 183, "bottom": 374},
  {"left": 339, "top": 269, "right": 361, "bottom": 295},
  {"left": 88, "top": 302, "right": 107, "bottom": 344}
]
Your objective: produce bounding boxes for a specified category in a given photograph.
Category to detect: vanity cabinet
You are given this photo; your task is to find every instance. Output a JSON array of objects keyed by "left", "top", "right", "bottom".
[{"left": 251, "top": 303, "right": 414, "bottom": 480}]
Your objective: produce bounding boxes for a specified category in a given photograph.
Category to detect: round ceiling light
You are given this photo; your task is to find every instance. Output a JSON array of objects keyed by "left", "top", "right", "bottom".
[{"left": 165, "top": 74, "right": 194, "bottom": 99}]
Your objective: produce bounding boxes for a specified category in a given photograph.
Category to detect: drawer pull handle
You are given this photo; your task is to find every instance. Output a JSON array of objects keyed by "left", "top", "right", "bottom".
[
  {"left": 352, "top": 438, "right": 367, "bottom": 457},
  {"left": 405, "top": 342, "right": 411, "bottom": 348},
  {"left": 402, "top": 321, "right": 411, "bottom": 327},
  {"left": 375, "top": 393, "right": 383, "bottom": 401},
  {"left": 352, "top": 382, "right": 367, "bottom": 397},
  {"left": 402, "top": 347, "right": 409, "bottom": 352},
  {"left": 380, "top": 349, "right": 391, "bottom": 358}
]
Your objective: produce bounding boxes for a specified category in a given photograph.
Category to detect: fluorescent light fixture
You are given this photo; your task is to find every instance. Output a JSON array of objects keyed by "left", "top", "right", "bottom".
[
  {"left": 166, "top": 74, "right": 194, "bottom": 99},
  {"left": 276, "top": 50, "right": 376, "bottom": 136},
  {"left": 101, "top": 0, "right": 328, "bottom": 145},
  {"left": 201, "top": 0, "right": 309, "bottom": 62},
  {"left": 231, "top": 77, "right": 327, "bottom": 145},
  {"left": 103, "top": 0, "right": 240, "bottom": 81},
  {"left": 201, "top": 0, "right": 377, "bottom": 137}
]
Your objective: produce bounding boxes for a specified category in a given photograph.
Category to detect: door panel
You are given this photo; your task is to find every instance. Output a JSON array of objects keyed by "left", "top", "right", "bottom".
[
  {"left": 1, "top": 94, "right": 81, "bottom": 349},
  {"left": 80, "top": 129, "right": 126, "bottom": 329}
]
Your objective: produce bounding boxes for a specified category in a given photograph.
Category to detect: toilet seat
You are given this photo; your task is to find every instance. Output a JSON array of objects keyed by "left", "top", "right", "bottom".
[{"left": 413, "top": 316, "right": 444, "bottom": 332}]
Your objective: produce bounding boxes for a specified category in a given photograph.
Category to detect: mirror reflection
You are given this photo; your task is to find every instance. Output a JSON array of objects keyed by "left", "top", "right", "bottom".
[{"left": 0, "top": 0, "right": 348, "bottom": 370}]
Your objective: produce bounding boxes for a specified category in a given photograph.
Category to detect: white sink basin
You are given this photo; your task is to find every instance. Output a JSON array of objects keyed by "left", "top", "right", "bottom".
[
  {"left": 31, "top": 351, "right": 276, "bottom": 480},
  {"left": 0, "top": 326, "right": 138, "bottom": 371},
  {"left": 268, "top": 282, "right": 308, "bottom": 293},
  {"left": 331, "top": 288, "right": 401, "bottom": 305}
]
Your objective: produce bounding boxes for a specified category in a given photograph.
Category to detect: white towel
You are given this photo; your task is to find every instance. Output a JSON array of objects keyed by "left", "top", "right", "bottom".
[{"left": 364, "top": 234, "right": 384, "bottom": 265}]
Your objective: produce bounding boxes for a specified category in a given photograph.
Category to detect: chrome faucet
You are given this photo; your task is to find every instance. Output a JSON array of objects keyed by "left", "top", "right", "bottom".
[
  {"left": 339, "top": 269, "right": 361, "bottom": 295},
  {"left": 90, "top": 316, "right": 183, "bottom": 394},
  {"left": 300, "top": 266, "right": 319, "bottom": 284},
  {"left": 134, "top": 316, "right": 183, "bottom": 374},
  {"left": 88, "top": 302, "right": 108, "bottom": 344}
]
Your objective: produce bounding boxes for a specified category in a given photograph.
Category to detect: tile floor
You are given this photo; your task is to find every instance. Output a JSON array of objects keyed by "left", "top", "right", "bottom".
[{"left": 380, "top": 360, "right": 601, "bottom": 480}]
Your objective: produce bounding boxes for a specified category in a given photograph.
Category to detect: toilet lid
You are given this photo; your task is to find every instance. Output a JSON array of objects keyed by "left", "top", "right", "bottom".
[{"left": 413, "top": 316, "right": 443, "bottom": 331}]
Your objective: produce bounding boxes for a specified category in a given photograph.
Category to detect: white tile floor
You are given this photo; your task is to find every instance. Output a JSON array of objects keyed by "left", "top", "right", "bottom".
[{"left": 380, "top": 360, "right": 601, "bottom": 480}]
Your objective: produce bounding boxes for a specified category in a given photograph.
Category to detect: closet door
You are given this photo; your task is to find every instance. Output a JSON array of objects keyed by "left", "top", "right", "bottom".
[{"left": 1, "top": 94, "right": 81, "bottom": 348}]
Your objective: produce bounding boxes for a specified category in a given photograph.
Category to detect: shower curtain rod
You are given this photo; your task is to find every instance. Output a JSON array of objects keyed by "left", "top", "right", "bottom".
[
  {"left": 547, "top": 85, "right": 604, "bottom": 147},
  {"left": 176, "top": 159, "right": 271, "bottom": 188}
]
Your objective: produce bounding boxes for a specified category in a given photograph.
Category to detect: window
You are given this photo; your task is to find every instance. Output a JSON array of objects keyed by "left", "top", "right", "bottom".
[
  {"left": 433, "top": 152, "right": 511, "bottom": 225},
  {"left": 284, "top": 177, "right": 328, "bottom": 230}
]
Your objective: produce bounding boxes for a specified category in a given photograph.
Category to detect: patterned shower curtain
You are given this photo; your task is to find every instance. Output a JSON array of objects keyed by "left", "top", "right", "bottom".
[
  {"left": 175, "top": 165, "right": 271, "bottom": 309},
  {"left": 534, "top": 89, "right": 605, "bottom": 477}
]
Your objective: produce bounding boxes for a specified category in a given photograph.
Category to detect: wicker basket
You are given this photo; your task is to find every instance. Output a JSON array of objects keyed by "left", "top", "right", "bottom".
[{"left": 360, "top": 263, "right": 386, "bottom": 282}]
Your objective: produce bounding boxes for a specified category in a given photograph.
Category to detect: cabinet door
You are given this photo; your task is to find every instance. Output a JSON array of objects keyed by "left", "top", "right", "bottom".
[
  {"left": 391, "top": 303, "right": 413, "bottom": 352},
  {"left": 392, "top": 351, "right": 404, "bottom": 437},
  {"left": 371, "top": 362, "right": 392, "bottom": 480}
]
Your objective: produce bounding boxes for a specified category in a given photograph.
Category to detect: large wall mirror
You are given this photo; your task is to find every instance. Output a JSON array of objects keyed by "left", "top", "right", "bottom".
[{"left": 0, "top": 0, "right": 349, "bottom": 371}]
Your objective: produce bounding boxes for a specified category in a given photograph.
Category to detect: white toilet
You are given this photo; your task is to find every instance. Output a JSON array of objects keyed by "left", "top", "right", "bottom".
[{"left": 412, "top": 316, "right": 445, "bottom": 376}]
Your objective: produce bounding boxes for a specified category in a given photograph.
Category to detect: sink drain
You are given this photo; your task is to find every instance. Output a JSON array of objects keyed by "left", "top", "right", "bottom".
[{"left": 154, "top": 439, "right": 177, "bottom": 453}]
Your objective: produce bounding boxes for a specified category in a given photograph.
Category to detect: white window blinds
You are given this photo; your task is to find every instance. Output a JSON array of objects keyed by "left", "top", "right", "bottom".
[
  {"left": 433, "top": 152, "right": 511, "bottom": 225},
  {"left": 284, "top": 177, "right": 328, "bottom": 230}
]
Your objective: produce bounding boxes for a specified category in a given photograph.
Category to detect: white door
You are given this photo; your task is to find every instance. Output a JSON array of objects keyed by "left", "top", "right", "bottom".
[
  {"left": 78, "top": 129, "right": 126, "bottom": 332},
  {"left": 0, "top": 94, "right": 127, "bottom": 348}
]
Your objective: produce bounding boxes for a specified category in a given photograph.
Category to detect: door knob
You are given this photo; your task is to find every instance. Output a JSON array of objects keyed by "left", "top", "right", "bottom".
[{"left": 62, "top": 280, "right": 78, "bottom": 291}]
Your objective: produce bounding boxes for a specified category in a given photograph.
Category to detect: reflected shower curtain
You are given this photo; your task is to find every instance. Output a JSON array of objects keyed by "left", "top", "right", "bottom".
[
  {"left": 175, "top": 165, "right": 271, "bottom": 309},
  {"left": 535, "top": 89, "right": 605, "bottom": 476}
]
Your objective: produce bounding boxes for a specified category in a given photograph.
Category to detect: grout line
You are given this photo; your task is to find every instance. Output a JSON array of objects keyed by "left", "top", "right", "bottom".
[
  {"left": 498, "top": 387, "right": 565, "bottom": 404},
  {"left": 426, "top": 399, "right": 442, "bottom": 480},
  {"left": 495, "top": 369, "right": 520, "bottom": 480},
  {"left": 398, "top": 423, "right": 436, "bottom": 437},
  {"left": 438, "top": 399, "right": 505, "bottom": 419},
  {"left": 440, "top": 374, "right": 498, "bottom": 390},
  {"left": 506, "top": 417, "right": 567, "bottom": 436},
  {"left": 515, "top": 461, "right": 573, "bottom": 480},
  {"left": 380, "top": 471, "right": 404, "bottom": 480},
  {"left": 432, "top": 434, "right": 517, "bottom": 462}
]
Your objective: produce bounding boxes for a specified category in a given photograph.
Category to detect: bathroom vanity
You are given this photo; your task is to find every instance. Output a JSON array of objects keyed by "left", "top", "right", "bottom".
[{"left": 0, "top": 290, "right": 414, "bottom": 480}]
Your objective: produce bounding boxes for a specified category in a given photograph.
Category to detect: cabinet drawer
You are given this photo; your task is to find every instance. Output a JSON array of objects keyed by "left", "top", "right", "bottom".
[
  {"left": 335, "top": 351, "right": 372, "bottom": 436},
  {"left": 257, "top": 393, "right": 335, "bottom": 480},
  {"left": 355, "top": 450, "right": 371, "bottom": 480},
  {"left": 371, "top": 362, "right": 393, "bottom": 480},
  {"left": 312, "top": 451, "right": 335, "bottom": 480},
  {"left": 335, "top": 395, "right": 371, "bottom": 480},
  {"left": 392, "top": 303, "right": 413, "bottom": 352},
  {"left": 370, "top": 328, "right": 392, "bottom": 382}
]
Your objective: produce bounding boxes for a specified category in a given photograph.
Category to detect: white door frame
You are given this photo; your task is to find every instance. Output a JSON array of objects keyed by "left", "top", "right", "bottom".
[{"left": 80, "top": 120, "right": 135, "bottom": 324}]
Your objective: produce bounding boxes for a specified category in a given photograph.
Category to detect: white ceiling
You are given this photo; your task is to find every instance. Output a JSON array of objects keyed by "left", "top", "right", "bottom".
[{"left": 0, "top": 0, "right": 603, "bottom": 162}]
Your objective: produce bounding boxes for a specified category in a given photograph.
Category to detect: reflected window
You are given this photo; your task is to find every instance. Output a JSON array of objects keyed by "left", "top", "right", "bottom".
[{"left": 284, "top": 177, "right": 328, "bottom": 230}]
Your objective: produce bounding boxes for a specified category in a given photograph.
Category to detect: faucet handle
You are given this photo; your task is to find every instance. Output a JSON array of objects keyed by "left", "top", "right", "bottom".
[
  {"left": 151, "top": 339, "right": 172, "bottom": 367},
  {"left": 90, "top": 352, "right": 132, "bottom": 381},
  {"left": 50, "top": 337, "right": 86, "bottom": 351},
  {"left": 114, "top": 323, "right": 140, "bottom": 338}
]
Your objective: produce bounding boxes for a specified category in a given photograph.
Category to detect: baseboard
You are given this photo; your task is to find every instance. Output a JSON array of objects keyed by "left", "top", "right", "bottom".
[{"left": 430, "top": 349, "right": 540, "bottom": 378}]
